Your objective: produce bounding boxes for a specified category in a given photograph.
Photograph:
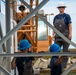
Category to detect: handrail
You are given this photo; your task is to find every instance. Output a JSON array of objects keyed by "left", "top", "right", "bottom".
[{"left": 0, "top": 52, "right": 76, "bottom": 57}]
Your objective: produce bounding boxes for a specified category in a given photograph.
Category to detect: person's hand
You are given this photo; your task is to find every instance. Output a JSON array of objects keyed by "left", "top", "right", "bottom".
[
  {"left": 11, "top": 57, "right": 17, "bottom": 69},
  {"left": 52, "top": 30, "right": 55, "bottom": 41},
  {"left": 68, "top": 33, "right": 72, "bottom": 40}
]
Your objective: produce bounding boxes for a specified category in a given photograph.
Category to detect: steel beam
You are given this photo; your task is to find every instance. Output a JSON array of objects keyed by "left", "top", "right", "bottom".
[
  {"left": 61, "top": 61, "right": 76, "bottom": 75},
  {"left": 0, "top": 22, "right": 6, "bottom": 52},
  {"left": 0, "top": 65, "right": 11, "bottom": 75},
  {"left": 5, "top": 0, "right": 11, "bottom": 72},
  {"left": 0, "top": 0, "right": 49, "bottom": 46},
  {"left": 0, "top": 52, "right": 76, "bottom": 57}
]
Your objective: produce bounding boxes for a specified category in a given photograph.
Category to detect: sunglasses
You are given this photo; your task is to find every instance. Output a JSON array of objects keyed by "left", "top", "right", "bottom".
[{"left": 58, "top": 7, "right": 65, "bottom": 8}]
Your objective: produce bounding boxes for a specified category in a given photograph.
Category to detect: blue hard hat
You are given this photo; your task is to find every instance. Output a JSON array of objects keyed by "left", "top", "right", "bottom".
[
  {"left": 18, "top": 39, "right": 32, "bottom": 51},
  {"left": 49, "top": 43, "right": 61, "bottom": 52}
]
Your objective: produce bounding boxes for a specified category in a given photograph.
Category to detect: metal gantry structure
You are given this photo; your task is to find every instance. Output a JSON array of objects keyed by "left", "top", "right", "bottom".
[{"left": 0, "top": 0, "right": 76, "bottom": 75}]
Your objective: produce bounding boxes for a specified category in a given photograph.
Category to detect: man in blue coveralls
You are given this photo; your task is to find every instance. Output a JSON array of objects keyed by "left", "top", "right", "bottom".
[{"left": 52, "top": 2, "right": 72, "bottom": 68}]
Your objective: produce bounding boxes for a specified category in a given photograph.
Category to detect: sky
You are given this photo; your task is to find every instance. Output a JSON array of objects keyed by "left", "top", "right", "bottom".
[{"left": 1, "top": 0, "right": 76, "bottom": 48}]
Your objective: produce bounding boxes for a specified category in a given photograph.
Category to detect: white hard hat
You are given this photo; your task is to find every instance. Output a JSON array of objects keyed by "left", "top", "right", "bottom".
[{"left": 57, "top": 2, "right": 66, "bottom": 8}]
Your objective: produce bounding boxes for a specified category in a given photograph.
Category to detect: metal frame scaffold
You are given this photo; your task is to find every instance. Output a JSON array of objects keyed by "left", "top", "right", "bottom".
[{"left": 0, "top": 0, "right": 76, "bottom": 75}]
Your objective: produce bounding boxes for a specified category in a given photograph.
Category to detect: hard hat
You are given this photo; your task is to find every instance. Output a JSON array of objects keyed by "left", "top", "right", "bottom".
[
  {"left": 57, "top": 2, "right": 66, "bottom": 8},
  {"left": 49, "top": 44, "right": 61, "bottom": 52},
  {"left": 18, "top": 39, "right": 31, "bottom": 51}
]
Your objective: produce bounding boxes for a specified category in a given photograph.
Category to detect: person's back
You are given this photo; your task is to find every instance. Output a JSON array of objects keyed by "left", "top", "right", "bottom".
[
  {"left": 49, "top": 44, "right": 64, "bottom": 75},
  {"left": 16, "top": 57, "right": 24, "bottom": 75},
  {"left": 16, "top": 56, "right": 34, "bottom": 75},
  {"left": 51, "top": 56, "right": 62, "bottom": 75},
  {"left": 11, "top": 39, "right": 34, "bottom": 75}
]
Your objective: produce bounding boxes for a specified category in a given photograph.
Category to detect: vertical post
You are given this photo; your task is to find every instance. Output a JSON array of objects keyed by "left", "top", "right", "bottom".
[
  {"left": 5, "top": 0, "right": 11, "bottom": 72},
  {"left": 12, "top": 0, "right": 17, "bottom": 20}
]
